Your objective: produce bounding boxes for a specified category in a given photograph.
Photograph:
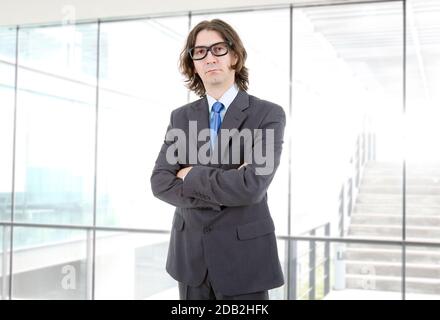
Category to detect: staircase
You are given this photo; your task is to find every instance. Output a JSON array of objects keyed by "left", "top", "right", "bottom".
[{"left": 345, "top": 161, "right": 440, "bottom": 295}]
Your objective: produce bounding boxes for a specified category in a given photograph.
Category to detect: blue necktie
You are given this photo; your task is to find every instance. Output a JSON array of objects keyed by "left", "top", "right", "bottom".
[{"left": 210, "top": 101, "right": 225, "bottom": 148}]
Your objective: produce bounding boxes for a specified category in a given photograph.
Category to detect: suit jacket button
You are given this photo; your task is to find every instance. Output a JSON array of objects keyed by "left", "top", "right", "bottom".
[{"left": 203, "top": 226, "right": 212, "bottom": 234}]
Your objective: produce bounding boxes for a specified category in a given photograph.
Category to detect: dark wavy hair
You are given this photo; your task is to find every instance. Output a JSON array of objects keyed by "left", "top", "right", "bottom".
[{"left": 179, "top": 19, "right": 249, "bottom": 97}]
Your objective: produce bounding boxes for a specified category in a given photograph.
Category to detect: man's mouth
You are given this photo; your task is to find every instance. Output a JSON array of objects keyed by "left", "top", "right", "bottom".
[{"left": 206, "top": 69, "right": 220, "bottom": 74}]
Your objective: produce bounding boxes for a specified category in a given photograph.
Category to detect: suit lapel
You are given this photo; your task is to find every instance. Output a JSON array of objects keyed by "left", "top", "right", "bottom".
[
  {"left": 220, "top": 90, "right": 249, "bottom": 132},
  {"left": 190, "top": 96, "right": 210, "bottom": 154}
]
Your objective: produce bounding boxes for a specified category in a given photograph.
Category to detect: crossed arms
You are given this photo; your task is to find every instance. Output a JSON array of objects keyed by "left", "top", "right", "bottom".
[{"left": 150, "top": 106, "right": 286, "bottom": 209}]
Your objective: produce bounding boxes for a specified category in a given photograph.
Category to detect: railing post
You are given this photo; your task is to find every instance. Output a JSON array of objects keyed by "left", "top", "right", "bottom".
[
  {"left": 339, "top": 185, "right": 344, "bottom": 237},
  {"left": 355, "top": 134, "right": 360, "bottom": 188},
  {"left": 1, "top": 226, "right": 8, "bottom": 300},
  {"left": 372, "top": 132, "right": 376, "bottom": 161},
  {"left": 348, "top": 177, "right": 353, "bottom": 218},
  {"left": 287, "top": 239, "right": 298, "bottom": 300},
  {"left": 362, "top": 131, "right": 366, "bottom": 165},
  {"left": 324, "top": 224, "right": 330, "bottom": 296},
  {"left": 86, "top": 229, "right": 93, "bottom": 300},
  {"left": 367, "top": 131, "right": 372, "bottom": 162},
  {"left": 309, "top": 230, "right": 316, "bottom": 300}
]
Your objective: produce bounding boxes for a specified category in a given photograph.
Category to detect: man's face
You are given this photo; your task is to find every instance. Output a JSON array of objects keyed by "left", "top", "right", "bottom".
[{"left": 192, "top": 29, "right": 238, "bottom": 90}]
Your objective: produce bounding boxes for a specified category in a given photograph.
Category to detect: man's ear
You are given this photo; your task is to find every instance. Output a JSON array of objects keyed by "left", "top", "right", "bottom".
[{"left": 233, "top": 53, "right": 238, "bottom": 65}]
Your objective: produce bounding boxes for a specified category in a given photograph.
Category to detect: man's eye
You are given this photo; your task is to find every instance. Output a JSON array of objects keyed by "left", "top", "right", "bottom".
[{"left": 195, "top": 48, "right": 206, "bottom": 55}]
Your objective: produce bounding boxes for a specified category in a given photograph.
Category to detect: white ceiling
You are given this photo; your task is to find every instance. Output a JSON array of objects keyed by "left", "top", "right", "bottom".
[{"left": 0, "top": 0, "right": 388, "bottom": 27}]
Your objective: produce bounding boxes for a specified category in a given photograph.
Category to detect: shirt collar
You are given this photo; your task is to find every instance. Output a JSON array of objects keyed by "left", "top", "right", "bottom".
[{"left": 207, "top": 83, "right": 239, "bottom": 113}]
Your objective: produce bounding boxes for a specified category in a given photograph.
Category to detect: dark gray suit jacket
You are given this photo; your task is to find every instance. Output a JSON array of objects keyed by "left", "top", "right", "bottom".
[{"left": 150, "top": 90, "right": 285, "bottom": 296}]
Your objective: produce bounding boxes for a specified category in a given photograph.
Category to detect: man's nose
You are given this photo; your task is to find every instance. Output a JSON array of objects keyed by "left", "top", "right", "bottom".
[{"left": 205, "top": 50, "right": 218, "bottom": 63}]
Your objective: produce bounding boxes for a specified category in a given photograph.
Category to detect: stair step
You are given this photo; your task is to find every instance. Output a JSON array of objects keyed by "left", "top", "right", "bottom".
[
  {"left": 349, "top": 224, "right": 440, "bottom": 238},
  {"left": 363, "top": 163, "right": 440, "bottom": 176},
  {"left": 346, "top": 235, "right": 440, "bottom": 243},
  {"left": 344, "top": 247, "right": 440, "bottom": 264},
  {"left": 354, "top": 204, "right": 440, "bottom": 215},
  {"left": 347, "top": 161, "right": 440, "bottom": 296},
  {"left": 364, "top": 170, "right": 440, "bottom": 177},
  {"left": 350, "top": 214, "right": 440, "bottom": 226},
  {"left": 346, "top": 261, "right": 440, "bottom": 278},
  {"left": 365, "top": 162, "right": 440, "bottom": 170},
  {"left": 359, "top": 186, "right": 440, "bottom": 195},
  {"left": 346, "top": 274, "right": 440, "bottom": 294},
  {"left": 347, "top": 243, "right": 440, "bottom": 251},
  {"left": 361, "top": 177, "right": 440, "bottom": 186},
  {"left": 357, "top": 194, "right": 440, "bottom": 206}
]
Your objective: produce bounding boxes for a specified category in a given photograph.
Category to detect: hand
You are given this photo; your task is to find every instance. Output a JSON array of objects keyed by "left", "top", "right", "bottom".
[
  {"left": 177, "top": 166, "right": 192, "bottom": 180},
  {"left": 238, "top": 162, "right": 248, "bottom": 170}
]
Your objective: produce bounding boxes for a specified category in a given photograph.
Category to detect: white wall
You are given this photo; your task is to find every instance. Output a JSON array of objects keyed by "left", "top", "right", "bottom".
[{"left": 0, "top": 0, "right": 378, "bottom": 27}]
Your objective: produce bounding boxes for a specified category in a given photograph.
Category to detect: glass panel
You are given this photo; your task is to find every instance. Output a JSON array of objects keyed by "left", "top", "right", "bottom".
[
  {"left": 289, "top": 240, "right": 402, "bottom": 300},
  {"left": 405, "top": 245, "right": 440, "bottom": 299},
  {"left": 291, "top": 2, "right": 404, "bottom": 240},
  {"left": 0, "top": 27, "right": 16, "bottom": 62},
  {"left": 270, "top": 238, "right": 287, "bottom": 299},
  {"left": 96, "top": 17, "right": 189, "bottom": 229},
  {"left": 406, "top": 0, "right": 440, "bottom": 243},
  {"left": 0, "top": 226, "right": 11, "bottom": 299},
  {"left": 12, "top": 227, "right": 89, "bottom": 299},
  {"left": 18, "top": 24, "right": 97, "bottom": 81},
  {"left": 0, "top": 62, "right": 15, "bottom": 222},
  {"left": 287, "top": 239, "right": 332, "bottom": 300},
  {"left": 94, "top": 231, "right": 175, "bottom": 299},
  {"left": 191, "top": 10, "right": 290, "bottom": 235},
  {"left": 13, "top": 24, "right": 98, "bottom": 225}
]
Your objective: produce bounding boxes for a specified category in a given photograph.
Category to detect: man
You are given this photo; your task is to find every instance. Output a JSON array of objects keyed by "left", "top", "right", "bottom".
[{"left": 150, "top": 19, "right": 286, "bottom": 300}]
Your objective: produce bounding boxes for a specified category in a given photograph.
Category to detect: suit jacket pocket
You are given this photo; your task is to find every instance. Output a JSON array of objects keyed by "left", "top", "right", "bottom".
[
  {"left": 172, "top": 214, "right": 185, "bottom": 231},
  {"left": 236, "top": 217, "right": 275, "bottom": 240}
]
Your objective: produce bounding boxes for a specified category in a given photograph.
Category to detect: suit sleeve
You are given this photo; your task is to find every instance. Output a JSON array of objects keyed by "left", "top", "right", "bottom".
[
  {"left": 150, "top": 110, "right": 222, "bottom": 211},
  {"left": 182, "top": 105, "right": 286, "bottom": 207}
]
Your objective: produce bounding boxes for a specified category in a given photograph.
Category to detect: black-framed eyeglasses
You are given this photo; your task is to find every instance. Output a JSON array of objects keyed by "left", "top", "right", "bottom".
[{"left": 188, "top": 41, "right": 232, "bottom": 61}]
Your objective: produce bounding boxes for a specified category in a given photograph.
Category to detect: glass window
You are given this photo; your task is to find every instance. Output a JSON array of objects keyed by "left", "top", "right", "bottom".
[
  {"left": 18, "top": 24, "right": 98, "bottom": 81},
  {"left": 0, "top": 27, "right": 16, "bottom": 223},
  {"left": 94, "top": 231, "right": 175, "bottom": 299},
  {"left": 13, "top": 24, "right": 98, "bottom": 226},
  {"left": 406, "top": 0, "right": 440, "bottom": 244},
  {"left": 0, "top": 226, "right": 11, "bottom": 299},
  {"left": 291, "top": 2, "right": 404, "bottom": 240},
  {"left": 96, "top": 17, "right": 189, "bottom": 229},
  {"left": 0, "top": 26, "right": 15, "bottom": 301},
  {"left": 0, "top": 63, "right": 15, "bottom": 223},
  {"left": 12, "top": 227, "right": 89, "bottom": 299},
  {"left": 270, "top": 238, "right": 287, "bottom": 299},
  {"left": 291, "top": 240, "right": 402, "bottom": 300},
  {"left": 405, "top": 245, "right": 440, "bottom": 298},
  {"left": 0, "top": 27, "right": 16, "bottom": 62}
]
